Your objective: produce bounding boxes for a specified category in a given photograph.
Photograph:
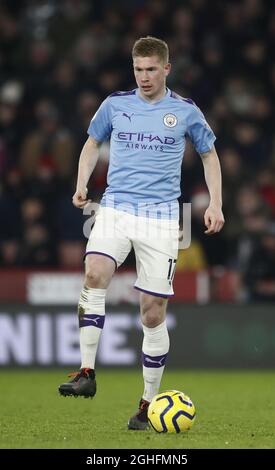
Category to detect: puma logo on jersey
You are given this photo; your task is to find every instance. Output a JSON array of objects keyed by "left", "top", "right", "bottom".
[{"left": 122, "top": 112, "right": 134, "bottom": 122}]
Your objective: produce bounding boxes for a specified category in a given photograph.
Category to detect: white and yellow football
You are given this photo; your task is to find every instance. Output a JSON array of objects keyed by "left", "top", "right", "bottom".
[{"left": 148, "top": 390, "right": 196, "bottom": 433}]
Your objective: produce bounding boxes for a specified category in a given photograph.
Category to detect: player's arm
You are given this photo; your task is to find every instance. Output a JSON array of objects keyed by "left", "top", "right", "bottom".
[
  {"left": 73, "top": 136, "right": 100, "bottom": 209},
  {"left": 200, "top": 145, "right": 225, "bottom": 235}
]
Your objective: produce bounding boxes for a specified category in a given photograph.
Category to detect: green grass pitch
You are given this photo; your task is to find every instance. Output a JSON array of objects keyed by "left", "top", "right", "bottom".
[{"left": 0, "top": 369, "right": 274, "bottom": 449}]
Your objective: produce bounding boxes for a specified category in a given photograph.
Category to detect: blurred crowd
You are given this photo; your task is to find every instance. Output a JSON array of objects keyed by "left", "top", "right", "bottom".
[{"left": 0, "top": 0, "right": 275, "bottom": 300}]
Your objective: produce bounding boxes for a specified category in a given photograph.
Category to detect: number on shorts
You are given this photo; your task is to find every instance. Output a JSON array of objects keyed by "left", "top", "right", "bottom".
[{"left": 167, "top": 258, "right": 177, "bottom": 281}]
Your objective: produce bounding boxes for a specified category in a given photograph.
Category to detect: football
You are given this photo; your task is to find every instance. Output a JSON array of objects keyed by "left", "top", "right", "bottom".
[{"left": 148, "top": 390, "right": 196, "bottom": 433}]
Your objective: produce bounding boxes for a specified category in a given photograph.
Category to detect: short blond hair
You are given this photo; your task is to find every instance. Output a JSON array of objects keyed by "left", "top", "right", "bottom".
[{"left": 132, "top": 36, "right": 169, "bottom": 63}]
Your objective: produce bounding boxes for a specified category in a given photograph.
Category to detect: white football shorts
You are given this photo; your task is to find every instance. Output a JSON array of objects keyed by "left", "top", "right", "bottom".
[{"left": 85, "top": 206, "right": 179, "bottom": 297}]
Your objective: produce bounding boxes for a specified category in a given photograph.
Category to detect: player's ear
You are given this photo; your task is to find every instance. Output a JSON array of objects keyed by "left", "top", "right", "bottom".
[{"left": 164, "top": 63, "right": 171, "bottom": 76}]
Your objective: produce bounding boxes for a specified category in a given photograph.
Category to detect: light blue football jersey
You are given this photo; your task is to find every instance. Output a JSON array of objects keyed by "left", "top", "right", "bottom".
[{"left": 87, "top": 88, "right": 216, "bottom": 219}]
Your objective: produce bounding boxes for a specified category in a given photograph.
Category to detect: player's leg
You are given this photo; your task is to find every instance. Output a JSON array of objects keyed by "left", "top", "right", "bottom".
[
  {"left": 128, "top": 216, "right": 178, "bottom": 429},
  {"left": 79, "top": 253, "right": 115, "bottom": 371},
  {"left": 128, "top": 293, "right": 169, "bottom": 430},
  {"left": 128, "top": 299, "right": 172, "bottom": 432},
  {"left": 58, "top": 254, "right": 115, "bottom": 398},
  {"left": 140, "top": 292, "right": 169, "bottom": 402},
  {"left": 59, "top": 206, "right": 132, "bottom": 398}
]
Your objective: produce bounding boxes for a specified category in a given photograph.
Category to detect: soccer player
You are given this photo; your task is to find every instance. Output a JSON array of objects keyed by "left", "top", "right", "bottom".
[{"left": 58, "top": 36, "right": 224, "bottom": 430}]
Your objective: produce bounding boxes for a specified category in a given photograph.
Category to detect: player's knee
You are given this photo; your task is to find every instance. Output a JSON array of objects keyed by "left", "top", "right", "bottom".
[
  {"left": 84, "top": 254, "right": 115, "bottom": 288},
  {"left": 84, "top": 264, "right": 109, "bottom": 288},
  {"left": 85, "top": 269, "right": 103, "bottom": 288},
  {"left": 142, "top": 312, "right": 162, "bottom": 328},
  {"left": 141, "top": 296, "right": 167, "bottom": 327}
]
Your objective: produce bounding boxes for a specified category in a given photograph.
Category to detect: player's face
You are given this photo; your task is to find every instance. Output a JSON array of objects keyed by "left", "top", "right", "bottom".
[{"left": 133, "top": 55, "right": 171, "bottom": 101}]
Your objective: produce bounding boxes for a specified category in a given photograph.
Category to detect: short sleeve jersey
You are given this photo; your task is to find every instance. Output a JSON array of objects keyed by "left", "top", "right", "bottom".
[{"left": 88, "top": 88, "right": 215, "bottom": 218}]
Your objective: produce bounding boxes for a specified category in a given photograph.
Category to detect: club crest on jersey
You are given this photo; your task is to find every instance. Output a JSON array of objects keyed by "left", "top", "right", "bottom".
[{"left": 163, "top": 113, "right": 177, "bottom": 127}]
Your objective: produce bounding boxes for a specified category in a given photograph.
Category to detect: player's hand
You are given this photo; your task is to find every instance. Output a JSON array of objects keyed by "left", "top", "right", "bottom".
[
  {"left": 204, "top": 205, "right": 225, "bottom": 235},
  {"left": 72, "top": 188, "right": 91, "bottom": 209}
]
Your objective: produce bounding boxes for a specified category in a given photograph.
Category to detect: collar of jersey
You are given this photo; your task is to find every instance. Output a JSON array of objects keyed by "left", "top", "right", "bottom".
[{"left": 136, "top": 87, "right": 171, "bottom": 105}]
